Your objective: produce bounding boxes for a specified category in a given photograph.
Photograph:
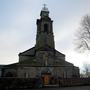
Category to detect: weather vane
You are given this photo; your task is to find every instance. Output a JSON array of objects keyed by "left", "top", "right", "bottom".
[
  {"left": 43, "top": 4, "right": 46, "bottom": 8},
  {"left": 42, "top": 4, "right": 48, "bottom": 11}
]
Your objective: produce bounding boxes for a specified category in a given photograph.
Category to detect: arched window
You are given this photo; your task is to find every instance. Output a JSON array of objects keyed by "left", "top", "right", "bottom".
[
  {"left": 44, "top": 24, "right": 48, "bottom": 33},
  {"left": 5, "top": 72, "right": 14, "bottom": 77}
]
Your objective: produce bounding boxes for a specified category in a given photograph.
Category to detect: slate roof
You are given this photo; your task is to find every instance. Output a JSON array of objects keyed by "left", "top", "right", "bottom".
[{"left": 19, "top": 47, "right": 35, "bottom": 56}]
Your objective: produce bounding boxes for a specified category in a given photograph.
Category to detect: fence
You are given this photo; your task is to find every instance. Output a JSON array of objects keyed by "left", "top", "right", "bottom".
[
  {"left": 0, "top": 77, "right": 90, "bottom": 89},
  {"left": 58, "top": 78, "right": 90, "bottom": 87}
]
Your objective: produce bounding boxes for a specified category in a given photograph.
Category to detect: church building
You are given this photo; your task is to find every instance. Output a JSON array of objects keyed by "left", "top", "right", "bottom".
[{"left": 1, "top": 6, "right": 80, "bottom": 85}]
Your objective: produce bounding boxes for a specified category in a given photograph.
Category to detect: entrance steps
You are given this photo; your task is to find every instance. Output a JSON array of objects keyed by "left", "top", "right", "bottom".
[{"left": 44, "top": 84, "right": 59, "bottom": 88}]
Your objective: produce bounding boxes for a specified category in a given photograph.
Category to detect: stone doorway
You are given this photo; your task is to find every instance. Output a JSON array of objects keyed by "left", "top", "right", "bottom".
[{"left": 41, "top": 73, "right": 51, "bottom": 85}]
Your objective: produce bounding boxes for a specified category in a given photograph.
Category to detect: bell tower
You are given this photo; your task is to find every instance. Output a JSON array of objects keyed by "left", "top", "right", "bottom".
[{"left": 35, "top": 5, "right": 55, "bottom": 51}]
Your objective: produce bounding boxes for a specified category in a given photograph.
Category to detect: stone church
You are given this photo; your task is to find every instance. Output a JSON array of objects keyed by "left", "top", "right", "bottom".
[{"left": 1, "top": 6, "right": 80, "bottom": 84}]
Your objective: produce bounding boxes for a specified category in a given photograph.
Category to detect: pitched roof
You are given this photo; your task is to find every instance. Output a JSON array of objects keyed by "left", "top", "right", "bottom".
[{"left": 19, "top": 47, "right": 35, "bottom": 56}]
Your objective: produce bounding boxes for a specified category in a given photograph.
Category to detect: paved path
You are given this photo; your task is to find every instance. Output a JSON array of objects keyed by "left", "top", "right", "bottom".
[
  {"left": 16, "top": 86, "right": 90, "bottom": 90},
  {"left": 33, "top": 86, "right": 90, "bottom": 90}
]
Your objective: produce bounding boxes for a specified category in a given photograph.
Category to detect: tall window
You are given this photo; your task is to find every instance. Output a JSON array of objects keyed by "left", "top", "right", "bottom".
[
  {"left": 24, "top": 72, "right": 29, "bottom": 78},
  {"left": 44, "top": 24, "right": 48, "bottom": 33}
]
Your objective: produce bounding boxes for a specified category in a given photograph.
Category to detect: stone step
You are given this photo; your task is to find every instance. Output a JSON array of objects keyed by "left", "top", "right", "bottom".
[{"left": 44, "top": 84, "right": 59, "bottom": 88}]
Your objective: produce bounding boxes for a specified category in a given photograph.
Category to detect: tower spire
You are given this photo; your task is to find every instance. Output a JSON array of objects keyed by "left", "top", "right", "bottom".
[
  {"left": 42, "top": 4, "right": 49, "bottom": 12},
  {"left": 36, "top": 5, "right": 55, "bottom": 50},
  {"left": 40, "top": 4, "right": 49, "bottom": 18}
]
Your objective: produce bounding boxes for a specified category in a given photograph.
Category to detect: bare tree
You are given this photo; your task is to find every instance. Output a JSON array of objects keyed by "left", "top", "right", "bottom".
[
  {"left": 80, "top": 63, "right": 90, "bottom": 78},
  {"left": 83, "top": 63, "right": 90, "bottom": 77},
  {"left": 75, "top": 15, "right": 90, "bottom": 77},
  {"left": 75, "top": 15, "right": 90, "bottom": 52}
]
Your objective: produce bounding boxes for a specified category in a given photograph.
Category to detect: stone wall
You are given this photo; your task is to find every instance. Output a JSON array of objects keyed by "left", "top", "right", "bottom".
[
  {"left": 17, "top": 67, "right": 37, "bottom": 78},
  {"left": 1, "top": 64, "right": 79, "bottom": 79},
  {"left": 16, "top": 66, "right": 79, "bottom": 78},
  {"left": 0, "top": 77, "right": 90, "bottom": 89}
]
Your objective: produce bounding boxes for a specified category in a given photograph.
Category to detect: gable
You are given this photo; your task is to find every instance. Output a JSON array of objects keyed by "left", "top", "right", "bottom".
[{"left": 19, "top": 47, "right": 35, "bottom": 56}]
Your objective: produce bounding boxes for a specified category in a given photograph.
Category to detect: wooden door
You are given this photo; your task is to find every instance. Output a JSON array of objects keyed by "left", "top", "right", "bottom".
[{"left": 42, "top": 74, "right": 51, "bottom": 85}]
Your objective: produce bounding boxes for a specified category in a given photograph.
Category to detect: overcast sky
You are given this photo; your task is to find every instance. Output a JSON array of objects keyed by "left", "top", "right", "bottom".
[{"left": 0, "top": 0, "right": 90, "bottom": 71}]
